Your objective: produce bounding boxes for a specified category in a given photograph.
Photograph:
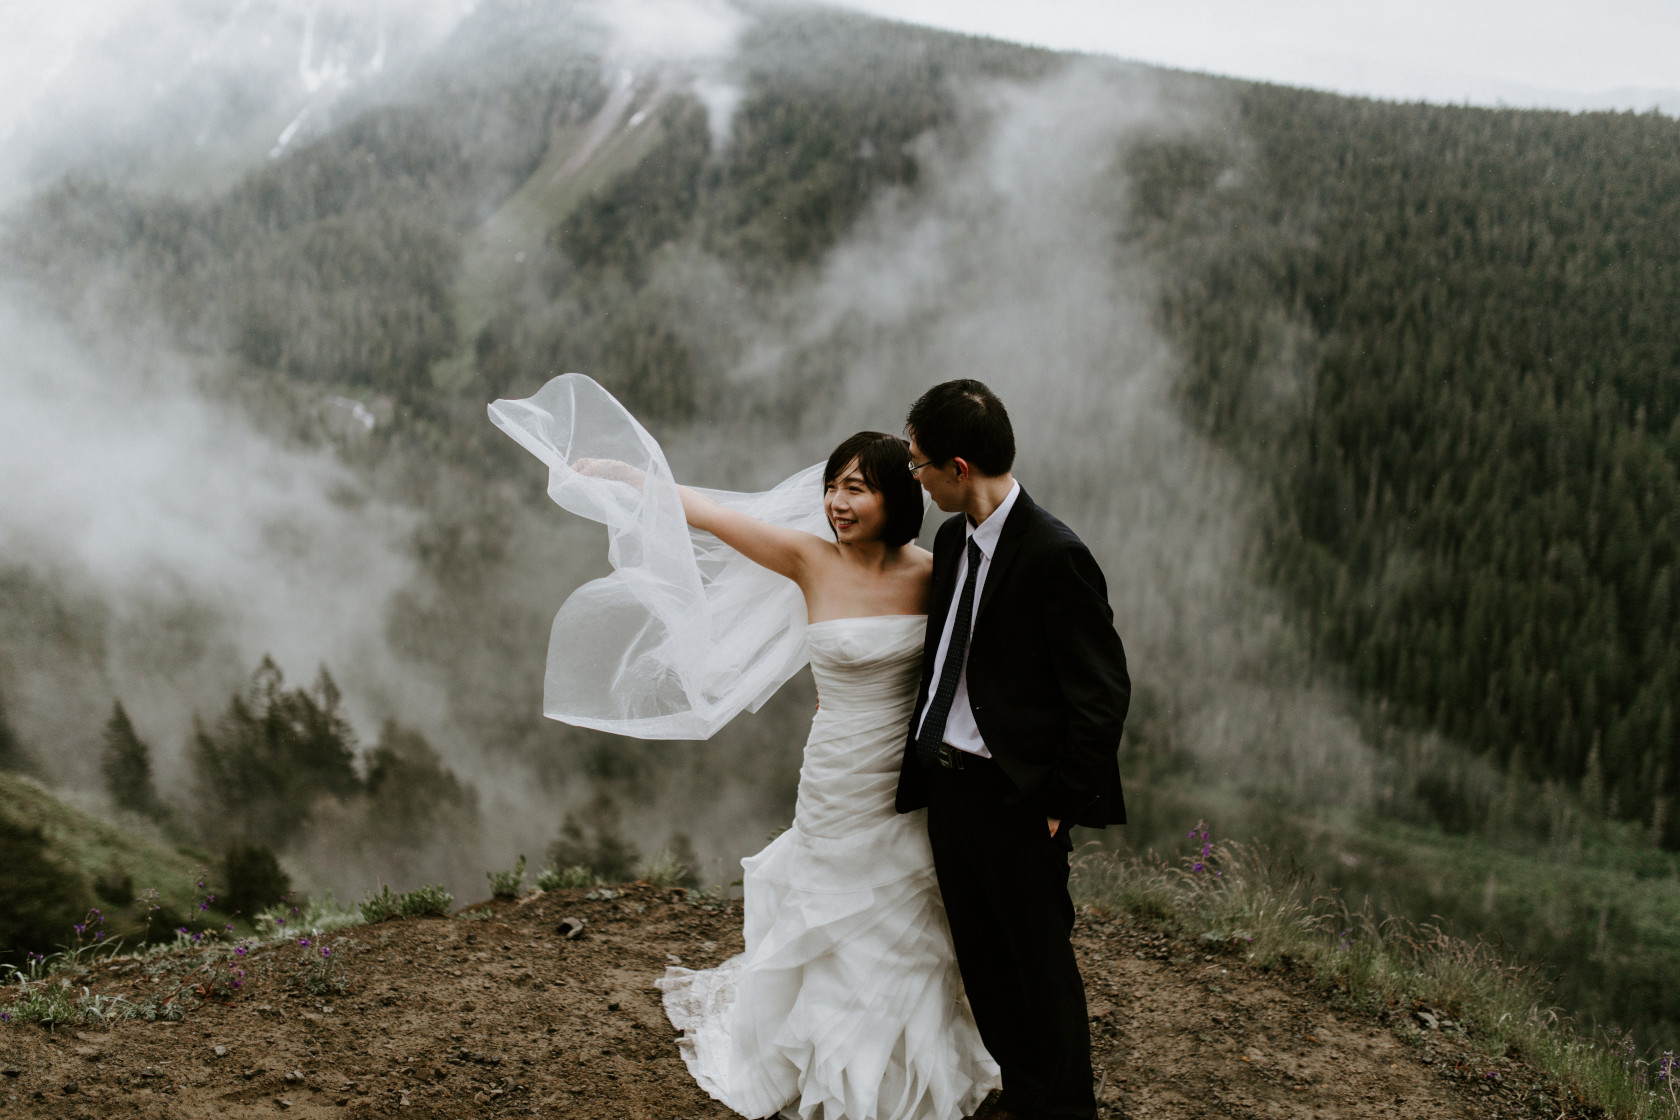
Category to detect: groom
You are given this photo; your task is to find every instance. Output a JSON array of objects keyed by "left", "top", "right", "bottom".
[{"left": 897, "top": 380, "right": 1130, "bottom": 1120}]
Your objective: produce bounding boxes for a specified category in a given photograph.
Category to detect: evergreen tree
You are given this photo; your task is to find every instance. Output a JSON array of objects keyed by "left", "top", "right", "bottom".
[
  {"left": 0, "top": 681, "right": 27, "bottom": 773},
  {"left": 100, "top": 700, "right": 165, "bottom": 821},
  {"left": 362, "top": 719, "right": 479, "bottom": 849},
  {"left": 548, "top": 793, "right": 640, "bottom": 883},
  {"left": 220, "top": 840, "right": 292, "bottom": 918},
  {"left": 191, "top": 657, "right": 361, "bottom": 847}
]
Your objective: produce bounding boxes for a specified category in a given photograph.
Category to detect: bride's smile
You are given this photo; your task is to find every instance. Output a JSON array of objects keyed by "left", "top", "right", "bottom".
[{"left": 825, "top": 458, "right": 887, "bottom": 543}]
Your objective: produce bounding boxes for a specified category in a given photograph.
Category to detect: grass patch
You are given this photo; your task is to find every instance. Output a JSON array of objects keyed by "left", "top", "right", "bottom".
[
  {"left": 357, "top": 885, "right": 454, "bottom": 924},
  {"left": 1072, "top": 833, "right": 1680, "bottom": 1119}
]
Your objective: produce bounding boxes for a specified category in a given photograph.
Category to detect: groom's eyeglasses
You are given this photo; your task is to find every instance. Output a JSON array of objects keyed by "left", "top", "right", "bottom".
[{"left": 907, "top": 458, "right": 937, "bottom": 477}]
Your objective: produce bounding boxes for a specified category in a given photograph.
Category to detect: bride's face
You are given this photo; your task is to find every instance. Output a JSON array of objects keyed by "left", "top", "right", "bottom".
[{"left": 824, "top": 458, "right": 887, "bottom": 544}]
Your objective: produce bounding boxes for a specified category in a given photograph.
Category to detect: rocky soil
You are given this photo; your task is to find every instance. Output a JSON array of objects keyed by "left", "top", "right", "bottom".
[{"left": 0, "top": 883, "right": 1563, "bottom": 1119}]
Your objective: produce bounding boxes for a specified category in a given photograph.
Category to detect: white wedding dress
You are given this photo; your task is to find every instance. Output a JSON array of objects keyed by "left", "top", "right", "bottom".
[
  {"left": 487, "top": 376, "right": 997, "bottom": 1119},
  {"left": 657, "top": 615, "right": 999, "bottom": 1120}
]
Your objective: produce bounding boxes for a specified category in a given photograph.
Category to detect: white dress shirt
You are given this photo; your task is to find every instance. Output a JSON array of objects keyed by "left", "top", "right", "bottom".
[{"left": 915, "top": 481, "right": 1022, "bottom": 758}]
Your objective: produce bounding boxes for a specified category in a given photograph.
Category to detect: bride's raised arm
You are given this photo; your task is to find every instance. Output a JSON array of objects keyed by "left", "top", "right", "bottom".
[{"left": 574, "top": 457, "right": 830, "bottom": 584}]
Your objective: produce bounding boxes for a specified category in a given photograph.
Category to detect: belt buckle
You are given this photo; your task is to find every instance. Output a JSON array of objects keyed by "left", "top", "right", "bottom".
[{"left": 937, "top": 743, "right": 965, "bottom": 770}]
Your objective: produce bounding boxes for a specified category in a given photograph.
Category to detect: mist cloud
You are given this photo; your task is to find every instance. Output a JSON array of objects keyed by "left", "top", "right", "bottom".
[
  {"left": 689, "top": 60, "right": 1381, "bottom": 830},
  {"left": 0, "top": 0, "right": 475, "bottom": 204},
  {"left": 0, "top": 291, "right": 443, "bottom": 776}
]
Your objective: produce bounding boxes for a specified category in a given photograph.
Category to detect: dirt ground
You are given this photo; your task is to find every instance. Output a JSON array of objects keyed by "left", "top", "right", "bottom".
[{"left": 0, "top": 883, "right": 1563, "bottom": 1119}]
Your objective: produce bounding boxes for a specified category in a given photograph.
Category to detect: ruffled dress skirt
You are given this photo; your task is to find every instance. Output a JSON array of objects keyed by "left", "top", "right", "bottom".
[{"left": 657, "top": 616, "right": 998, "bottom": 1120}]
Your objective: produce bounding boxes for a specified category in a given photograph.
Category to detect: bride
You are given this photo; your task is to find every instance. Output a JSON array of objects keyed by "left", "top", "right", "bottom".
[{"left": 490, "top": 374, "right": 999, "bottom": 1120}]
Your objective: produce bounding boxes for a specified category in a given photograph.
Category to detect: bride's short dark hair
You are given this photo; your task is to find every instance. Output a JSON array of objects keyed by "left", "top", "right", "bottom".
[{"left": 825, "top": 432, "right": 925, "bottom": 547}]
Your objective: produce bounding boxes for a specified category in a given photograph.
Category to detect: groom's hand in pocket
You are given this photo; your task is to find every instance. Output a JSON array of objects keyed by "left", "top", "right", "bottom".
[{"left": 1047, "top": 817, "right": 1060, "bottom": 838}]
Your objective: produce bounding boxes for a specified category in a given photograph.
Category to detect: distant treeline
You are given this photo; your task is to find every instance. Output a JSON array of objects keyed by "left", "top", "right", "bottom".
[{"left": 1129, "top": 92, "right": 1680, "bottom": 843}]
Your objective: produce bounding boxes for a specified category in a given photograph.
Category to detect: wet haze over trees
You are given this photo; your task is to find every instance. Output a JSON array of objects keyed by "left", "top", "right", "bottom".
[{"left": 0, "top": 0, "right": 1676, "bottom": 1048}]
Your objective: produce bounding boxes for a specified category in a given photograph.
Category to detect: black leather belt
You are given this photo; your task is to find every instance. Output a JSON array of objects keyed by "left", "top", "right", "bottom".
[{"left": 937, "top": 743, "right": 975, "bottom": 770}]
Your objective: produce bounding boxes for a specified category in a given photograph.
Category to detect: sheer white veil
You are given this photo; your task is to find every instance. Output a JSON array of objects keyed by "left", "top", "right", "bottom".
[{"left": 488, "top": 374, "right": 830, "bottom": 739}]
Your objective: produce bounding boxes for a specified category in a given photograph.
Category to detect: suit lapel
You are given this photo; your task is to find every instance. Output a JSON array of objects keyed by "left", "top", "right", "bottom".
[{"left": 975, "top": 488, "right": 1034, "bottom": 624}]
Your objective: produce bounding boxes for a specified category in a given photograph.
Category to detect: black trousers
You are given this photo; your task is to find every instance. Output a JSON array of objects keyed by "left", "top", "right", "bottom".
[{"left": 926, "top": 756, "right": 1095, "bottom": 1120}]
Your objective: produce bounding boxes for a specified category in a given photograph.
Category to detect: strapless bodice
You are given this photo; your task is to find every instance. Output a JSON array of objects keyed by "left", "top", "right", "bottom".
[
  {"left": 795, "top": 615, "right": 927, "bottom": 840},
  {"left": 805, "top": 614, "right": 926, "bottom": 713}
]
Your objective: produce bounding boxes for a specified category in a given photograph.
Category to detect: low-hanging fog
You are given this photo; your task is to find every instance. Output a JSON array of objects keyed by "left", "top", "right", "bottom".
[{"left": 0, "top": 0, "right": 1401, "bottom": 908}]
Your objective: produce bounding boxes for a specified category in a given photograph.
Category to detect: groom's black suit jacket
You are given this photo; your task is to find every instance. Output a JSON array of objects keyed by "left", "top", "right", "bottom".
[{"left": 896, "top": 489, "right": 1130, "bottom": 828}]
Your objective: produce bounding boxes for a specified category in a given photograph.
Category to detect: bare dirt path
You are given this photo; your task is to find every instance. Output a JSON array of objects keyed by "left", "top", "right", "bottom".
[{"left": 0, "top": 884, "right": 1556, "bottom": 1119}]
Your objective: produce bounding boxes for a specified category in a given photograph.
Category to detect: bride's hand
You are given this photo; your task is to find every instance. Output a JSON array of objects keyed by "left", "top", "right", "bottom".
[{"left": 572, "top": 457, "right": 647, "bottom": 486}]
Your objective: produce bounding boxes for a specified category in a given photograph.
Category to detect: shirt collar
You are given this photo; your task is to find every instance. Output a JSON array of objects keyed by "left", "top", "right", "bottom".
[{"left": 965, "top": 480, "right": 1021, "bottom": 561}]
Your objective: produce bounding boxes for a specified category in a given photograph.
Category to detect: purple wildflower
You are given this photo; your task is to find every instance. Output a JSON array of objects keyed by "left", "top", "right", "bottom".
[
  {"left": 319, "top": 945, "right": 331, "bottom": 959},
  {"left": 297, "top": 938, "right": 311, "bottom": 948}
]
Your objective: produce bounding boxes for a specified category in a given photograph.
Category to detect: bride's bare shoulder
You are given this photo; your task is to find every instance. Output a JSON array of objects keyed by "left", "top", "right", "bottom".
[{"left": 900, "top": 544, "right": 935, "bottom": 576}]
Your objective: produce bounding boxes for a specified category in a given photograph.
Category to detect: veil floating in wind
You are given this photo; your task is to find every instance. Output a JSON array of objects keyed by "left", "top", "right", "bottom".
[{"left": 488, "top": 374, "right": 828, "bottom": 739}]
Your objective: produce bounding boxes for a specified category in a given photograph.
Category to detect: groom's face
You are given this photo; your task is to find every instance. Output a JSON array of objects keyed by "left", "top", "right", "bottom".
[{"left": 907, "top": 436, "right": 967, "bottom": 513}]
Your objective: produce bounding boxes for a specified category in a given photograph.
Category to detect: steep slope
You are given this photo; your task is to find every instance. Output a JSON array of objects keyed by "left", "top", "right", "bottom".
[
  {"left": 0, "top": 883, "right": 1557, "bottom": 1119},
  {"left": 0, "top": 772, "right": 209, "bottom": 956}
]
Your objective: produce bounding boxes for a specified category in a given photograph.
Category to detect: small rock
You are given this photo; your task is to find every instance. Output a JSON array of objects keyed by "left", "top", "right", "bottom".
[
  {"left": 1, "top": 1067, "right": 20, "bottom": 1078},
  {"left": 607, "top": 1001, "right": 620, "bottom": 1012},
  {"left": 213, "top": 1045, "right": 228, "bottom": 1058},
  {"left": 556, "top": 917, "right": 586, "bottom": 940},
  {"left": 335, "top": 1097, "right": 349, "bottom": 1107},
  {"left": 62, "top": 1083, "right": 79, "bottom": 1094},
  {"left": 275, "top": 1099, "right": 291, "bottom": 1111}
]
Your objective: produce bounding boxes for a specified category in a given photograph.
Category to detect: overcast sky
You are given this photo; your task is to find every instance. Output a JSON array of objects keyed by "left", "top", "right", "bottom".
[
  {"left": 838, "top": 0, "right": 1680, "bottom": 113},
  {"left": 0, "top": 0, "right": 1674, "bottom": 160}
]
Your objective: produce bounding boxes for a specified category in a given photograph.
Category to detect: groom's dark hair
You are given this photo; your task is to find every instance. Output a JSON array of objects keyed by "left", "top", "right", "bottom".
[
  {"left": 905, "top": 379, "right": 1015, "bottom": 477},
  {"left": 825, "top": 432, "right": 926, "bottom": 547}
]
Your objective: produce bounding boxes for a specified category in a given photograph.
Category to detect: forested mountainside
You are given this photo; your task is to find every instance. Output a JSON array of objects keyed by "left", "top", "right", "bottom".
[
  {"left": 8, "top": 2, "right": 1679, "bottom": 840},
  {"left": 5, "top": 0, "right": 1680, "bottom": 1048},
  {"left": 1126, "top": 95, "right": 1680, "bottom": 842}
]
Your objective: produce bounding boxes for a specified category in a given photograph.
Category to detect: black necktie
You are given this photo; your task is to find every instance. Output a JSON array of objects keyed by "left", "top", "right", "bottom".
[{"left": 917, "top": 538, "right": 983, "bottom": 769}]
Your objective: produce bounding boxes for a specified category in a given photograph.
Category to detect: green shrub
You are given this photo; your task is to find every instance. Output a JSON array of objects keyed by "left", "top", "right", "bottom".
[
  {"left": 486, "top": 855, "right": 526, "bottom": 899},
  {"left": 399, "top": 885, "right": 453, "bottom": 918},
  {"left": 537, "top": 865, "right": 594, "bottom": 891},
  {"left": 0, "top": 813, "right": 89, "bottom": 960},
  {"left": 637, "top": 847, "right": 700, "bottom": 889}
]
